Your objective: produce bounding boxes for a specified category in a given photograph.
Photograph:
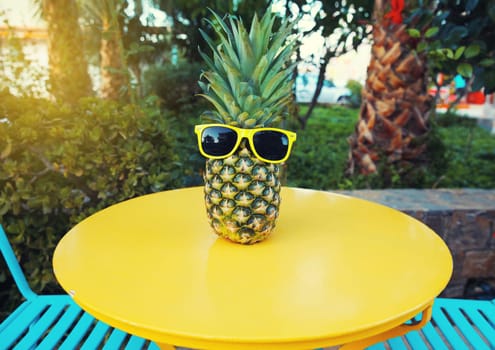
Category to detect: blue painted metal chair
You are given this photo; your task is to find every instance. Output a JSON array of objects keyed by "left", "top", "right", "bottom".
[
  {"left": 0, "top": 224, "right": 160, "bottom": 350},
  {"left": 368, "top": 298, "right": 495, "bottom": 349}
]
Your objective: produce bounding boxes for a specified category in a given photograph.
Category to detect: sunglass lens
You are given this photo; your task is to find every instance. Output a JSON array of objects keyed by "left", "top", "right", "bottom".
[
  {"left": 201, "top": 126, "right": 238, "bottom": 157},
  {"left": 253, "top": 131, "right": 289, "bottom": 161}
]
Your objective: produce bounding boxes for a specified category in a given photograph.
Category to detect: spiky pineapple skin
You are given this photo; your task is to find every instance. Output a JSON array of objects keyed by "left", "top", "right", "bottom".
[{"left": 204, "top": 143, "right": 281, "bottom": 244}]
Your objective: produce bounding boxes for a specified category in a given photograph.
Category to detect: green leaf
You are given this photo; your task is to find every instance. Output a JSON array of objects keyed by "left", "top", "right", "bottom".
[
  {"left": 236, "top": 112, "right": 249, "bottom": 123},
  {"left": 252, "top": 55, "right": 269, "bottom": 86},
  {"left": 417, "top": 42, "right": 427, "bottom": 53},
  {"left": 89, "top": 127, "right": 102, "bottom": 142},
  {"left": 446, "top": 26, "right": 469, "bottom": 42},
  {"left": 200, "top": 111, "right": 224, "bottom": 124},
  {"left": 196, "top": 94, "right": 230, "bottom": 120},
  {"left": 480, "top": 58, "right": 495, "bottom": 67},
  {"left": 1, "top": 140, "right": 12, "bottom": 159},
  {"left": 241, "top": 94, "right": 261, "bottom": 113},
  {"left": 425, "top": 27, "right": 439, "bottom": 38},
  {"left": 0, "top": 197, "right": 10, "bottom": 216},
  {"left": 260, "top": 70, "right": 290, "bottom": 100},
  {"left": 454, "top": 47, "right": 465, "bottom": 60},
  {"left": 457, "top": 63, "right": 473, "bottom": 77},
  {"left": 408, "top": 29, "right": 421, "bottom": 38},
  {"left": 464, "top": 44, "right": 480, "bottom": 58},
  {"left": 244, "top": 119, "right": 257, "bottom": 128}
]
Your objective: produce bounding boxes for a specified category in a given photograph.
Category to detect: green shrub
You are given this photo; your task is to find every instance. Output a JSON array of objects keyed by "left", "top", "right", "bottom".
[
  {"left": 345, "top": 79, "right": 363, "bottom": 108},
  {"left": 144, "top": 61, "right": 206, "bottom": 113},
  {"left": 168, "top": 107, "right": 209, "bottom": 187},
  {"left": 287, "top": 106, "right": 358, "bottom": 189},
  {"left": 0, "top": 92, "right": 181, "bottom": 318},
  {"left": 434, "top": 113, "right": 495, "bottom": 188}
]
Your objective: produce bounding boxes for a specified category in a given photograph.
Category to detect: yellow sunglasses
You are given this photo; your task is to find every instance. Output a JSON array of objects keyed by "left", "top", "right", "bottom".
[{"left": 194, "top": 124, "right": 297, "bottom": 164}]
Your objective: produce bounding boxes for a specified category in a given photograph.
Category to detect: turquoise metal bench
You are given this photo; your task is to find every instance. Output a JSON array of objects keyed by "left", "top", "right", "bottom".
[
  {"left": 0, "top": 225, "right": 159, "bottom": 350},
  {"left": 368, "top": 297, "right": 495, "bottom": 349}
]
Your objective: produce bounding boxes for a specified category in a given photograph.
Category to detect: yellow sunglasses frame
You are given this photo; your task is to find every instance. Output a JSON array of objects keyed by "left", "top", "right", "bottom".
[{"left": 194, "top": 124, "right": 297, "bottom": 164}]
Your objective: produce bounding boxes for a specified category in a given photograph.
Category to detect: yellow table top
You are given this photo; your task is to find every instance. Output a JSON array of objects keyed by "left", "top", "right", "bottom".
[{"left": 53, "top": 187, "right": 453, "bottom": 349}]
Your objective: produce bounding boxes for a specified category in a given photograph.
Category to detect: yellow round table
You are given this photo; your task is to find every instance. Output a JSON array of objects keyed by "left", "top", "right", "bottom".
[{"left": 53, "top": 187, "right": 453, "bottom": 350}]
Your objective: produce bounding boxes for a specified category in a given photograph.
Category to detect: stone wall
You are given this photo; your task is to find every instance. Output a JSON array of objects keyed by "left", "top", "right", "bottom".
[{"left": 336, "top": 189, "right": 495, "bottom": 298}]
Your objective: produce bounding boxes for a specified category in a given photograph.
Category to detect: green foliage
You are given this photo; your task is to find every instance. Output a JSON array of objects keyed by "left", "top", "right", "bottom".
[
  {"left": 198, "top": 9, "right": 297, "bottom": 128},
  {"left": 345, "top": 79, "right": 363, "bottom": 108},
  {"left": 434, "top": 113, "right": 495, "bottom": 188},
  {"left": 287, "top": 106, "right": 357, "bottom": 188},
  {"left": 407, "top": 0, "right": 495, "bottom": 93},
  {"left": 154, "top": 0, "right": 270, "bottom": 62},
  {"left": 311, "top": 0, "right": 373, "bottom": 51},
  {"left": 166, "top": 107, "right": 209, "bottom": 188},
  {"left": 144, "top": 61, "right": 205, "bottom": 113},
  {"left": 290, "top": 0, "right": 373, "bottom": 55},
  {"left": 286, "top": 106, "right": 495, "bottom": 190},
  {"left": 0, "top": 92, "right": 181, "bottom": 318},
  {"left": 288, "top": 1, "right": 373, "bottom": 125}
]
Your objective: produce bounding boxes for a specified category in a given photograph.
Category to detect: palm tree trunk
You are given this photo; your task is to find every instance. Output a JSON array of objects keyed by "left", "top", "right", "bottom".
[
  {"left": 347, "top": 0, "right": 433, "bottom": 184},
  {"left": 43, "top": 0, "right": 92, "bottom": 104},
  {"left": 100, "top": 18, "right": 128, "bottom": 101}
]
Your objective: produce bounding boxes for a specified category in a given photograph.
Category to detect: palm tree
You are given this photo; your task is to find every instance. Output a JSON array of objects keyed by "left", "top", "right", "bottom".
[
  {"left": 79, "top": 0, "right": 131, "bottom": 101},
  {"left": 347, "top": 0, "right": 433, "bottom": 184},
  {"left": 36, "top": 0, "right": 93, "bottom": 103}
]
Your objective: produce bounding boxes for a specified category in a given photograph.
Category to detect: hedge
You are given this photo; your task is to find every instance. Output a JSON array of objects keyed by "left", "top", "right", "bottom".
[{"left": 0, "top": 92, "right": 181, "bottom": 318}]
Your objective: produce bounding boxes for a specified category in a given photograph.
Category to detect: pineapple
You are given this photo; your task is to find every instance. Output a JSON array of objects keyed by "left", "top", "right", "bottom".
[{"left": 198, "top": 10, "right": 296, "bottom": 244}]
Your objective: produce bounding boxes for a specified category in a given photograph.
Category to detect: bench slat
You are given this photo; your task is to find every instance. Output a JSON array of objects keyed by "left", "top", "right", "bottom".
[
  {"left": 462, "top": 303, "right": 495, "bottom": 347},
  {"left": 14, "top": 302, "right": 67, "bottom": 349},
  {"left": 125, "top": 335, "right": 148, "bottom": 349},
  {"left": 366, "top": 299, "right": 495, "bottom": 349},
  {"left": 0, "top": 301, "right": 30, "bottom": 334},
  {"left": 148, "top": 340, "right": 162, "bottom": 349},
  {"left": 446, "top": 305, "right": 491, "bottom": 350},
  {"left": 103, "top": 328, "right": 128, "bottom": 349},
  {"left": 81, "top": 320, "right": 111, "bottom": 349},
  {"left": 386, "top": 336, "right": 408, "bottom": 349},
  {"left": 36, "top": 303, "right": 84, "bottom": 348},
  {"left": 431, "top": 305, "right": 470, "bottom": 349},
  {"left": 403, "top": 329, "right": 429, "bottom": 350},
  {"left": 417, "top": 322, "right": 449, "bottom": 349},
  {"left": 58, "top": 311, "right": 97, "bottom": 349},
  {"left": 0, "top": 300, "right": 47, "bottom": 349}
]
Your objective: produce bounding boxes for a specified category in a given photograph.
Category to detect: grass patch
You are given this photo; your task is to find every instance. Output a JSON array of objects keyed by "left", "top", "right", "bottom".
[
  {"left": 287, "top": 105, "right": 358, "bottom": 189},
  {"left": 285, "top": 105, "right": 495, "bottom": 189},
  {"left": 434, "top": 113, "right": 495, "bottom": 188}
]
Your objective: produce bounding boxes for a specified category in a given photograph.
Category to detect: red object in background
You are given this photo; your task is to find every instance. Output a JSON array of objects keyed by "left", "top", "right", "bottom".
[
  {"left": 437, "top": 73, "right": 444, "bottom": 86},
  {"left": 385, "top": 0, "right": 405, "bottom": 24},
  {"left": 467, "top": 91, "right": 485, "bottom": 104}
]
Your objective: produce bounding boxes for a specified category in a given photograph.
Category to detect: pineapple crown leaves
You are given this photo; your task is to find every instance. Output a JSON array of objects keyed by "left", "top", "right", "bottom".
[{"left": 198, "top": 9, "right": 298, "bottom": 128}]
